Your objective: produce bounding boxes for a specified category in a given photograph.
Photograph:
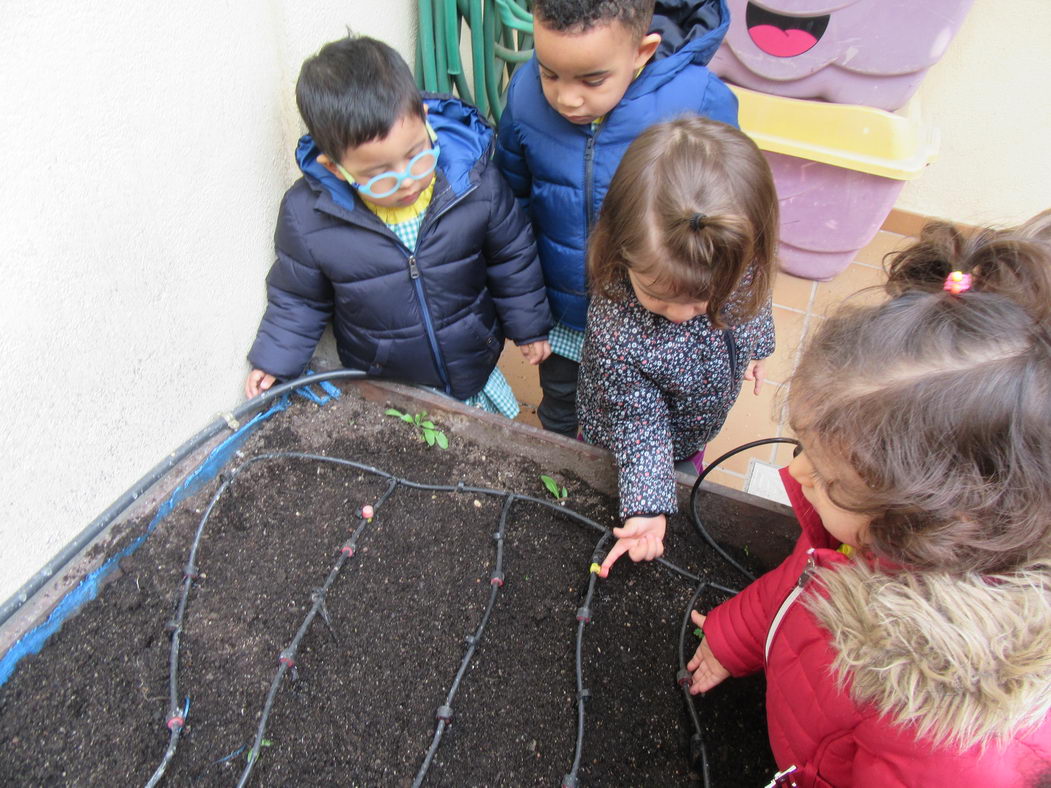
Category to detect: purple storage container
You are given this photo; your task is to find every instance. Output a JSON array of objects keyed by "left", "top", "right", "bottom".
[
  {"left": 767, "top": 151, "right": 906, "bottom": 280},
  {"left": 710, "top": 0, "right": 975, "bottom": 111},
  {"left": 729, "top": 85, "right": 939, "bottom": 280}
]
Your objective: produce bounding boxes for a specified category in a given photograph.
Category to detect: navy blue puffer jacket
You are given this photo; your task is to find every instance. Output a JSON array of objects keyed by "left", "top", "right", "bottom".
[
  {"left": 248, "top": 94, "right": 551, "bottom": 399},
  {"left": 495, "top": 0, "right": 738, "bottom": 330}
]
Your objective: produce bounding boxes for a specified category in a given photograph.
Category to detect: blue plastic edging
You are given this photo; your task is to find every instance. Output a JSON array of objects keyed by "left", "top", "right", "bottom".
[{"left": 0, "top": 394, "right": 298, "bottom": 687}]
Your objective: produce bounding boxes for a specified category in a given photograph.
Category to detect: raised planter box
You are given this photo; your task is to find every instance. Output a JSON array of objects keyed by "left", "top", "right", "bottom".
[{"left": 0, "top": 379, "right": 797, "bottom": 785}]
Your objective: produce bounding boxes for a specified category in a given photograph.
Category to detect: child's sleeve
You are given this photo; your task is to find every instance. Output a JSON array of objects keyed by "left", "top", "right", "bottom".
[
  {"left": 752, "top": 296, "right": 775, "bottom": 360},
  {"left": 246, "top": 196, "right": 334, "bottom": 379},
  {"left": 697, "top": 71, "right": 740, "bottom": 129},
  {"left": 702, "top": 535, "right": 809, "bottom": 676},
  {"left": 481, "top": 165, "right": 552, "bottom": 345},
  {"left": 493, "top": 92, "right": 532, "bottom": 206},
  {"left": 581, "top": 309, "right": 678, "bottom": 518}
]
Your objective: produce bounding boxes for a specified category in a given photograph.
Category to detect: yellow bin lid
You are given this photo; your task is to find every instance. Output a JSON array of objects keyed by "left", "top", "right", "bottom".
[{"left": 730, "top": 84, "right": 940, "bottom": 181}]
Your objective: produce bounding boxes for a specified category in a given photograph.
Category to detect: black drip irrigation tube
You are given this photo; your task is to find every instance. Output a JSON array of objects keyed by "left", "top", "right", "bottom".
[
  {"left": 139, "top": 437, "right": 797, "bottom": 787},
  {"left": 674, "top": 437, "right": 801, "bottom": 778}
]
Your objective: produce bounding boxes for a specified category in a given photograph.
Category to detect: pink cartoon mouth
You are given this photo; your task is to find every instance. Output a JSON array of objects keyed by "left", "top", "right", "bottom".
[{"left": 745, "top": 2, "right": 829, "bottom": 58}]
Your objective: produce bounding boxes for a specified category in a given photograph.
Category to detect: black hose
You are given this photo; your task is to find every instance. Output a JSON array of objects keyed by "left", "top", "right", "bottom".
[{"left": 687, "top": 437, "right": 799, "bottom": 582}]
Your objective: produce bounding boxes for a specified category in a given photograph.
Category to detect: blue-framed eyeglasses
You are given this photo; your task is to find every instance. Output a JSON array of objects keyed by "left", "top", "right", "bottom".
[{"left": 337, "top": 143, "right": 441, "bottom": 199}]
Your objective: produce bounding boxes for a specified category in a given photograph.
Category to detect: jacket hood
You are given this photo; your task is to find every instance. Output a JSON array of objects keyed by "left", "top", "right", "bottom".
[
  {"left": 295, "top": 93, "right": 494, "bottom": 214},
  {"left": 805, "top": 558, "right": 1051, "bottom": 751},
  {"left": 650, "top": 0, "right": 730, "bottom": 65}
]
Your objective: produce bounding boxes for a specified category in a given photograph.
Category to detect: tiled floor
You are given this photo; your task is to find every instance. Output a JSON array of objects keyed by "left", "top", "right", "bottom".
[{"left": 497, "top": 230, "right": 909, "bottom": 494}]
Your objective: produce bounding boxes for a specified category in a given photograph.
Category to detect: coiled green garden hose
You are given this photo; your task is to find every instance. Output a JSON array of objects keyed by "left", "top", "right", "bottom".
[{"left": 415, "top": 0, "right": 535, "bottom": 123}]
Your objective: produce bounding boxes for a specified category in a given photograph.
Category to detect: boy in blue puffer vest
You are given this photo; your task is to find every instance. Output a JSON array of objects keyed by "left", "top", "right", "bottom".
[
  {"left": 245, "top": 34, "right": 551, "bottom": 416},
  {"left": 495, "top": 0, "right": 738, "bottom": 436}
]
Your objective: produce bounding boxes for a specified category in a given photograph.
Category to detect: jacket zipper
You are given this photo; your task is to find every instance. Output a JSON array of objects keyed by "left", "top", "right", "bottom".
[
  {"left": 722, "top": 330, "right": 739, "bottom": 382},
  {"left": 764, "top": 549, "right": 816, "bottom": 662},
  {"left": 401, "top": 180, "right": 479, "bottom": 396},
  {"left": 583, "top": 123, "right": 604, "bottom": 237},
  {"left": 405, "top": 254, "right": 451, "bottom": 393}
]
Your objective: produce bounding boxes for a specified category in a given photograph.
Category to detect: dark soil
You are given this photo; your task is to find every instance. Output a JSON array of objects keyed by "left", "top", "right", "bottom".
[{"left": 0, "top": 388, "right": 777, "bottom": 786}]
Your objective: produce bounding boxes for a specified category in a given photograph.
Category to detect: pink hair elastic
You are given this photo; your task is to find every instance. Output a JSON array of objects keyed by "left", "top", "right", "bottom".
[{"left": 943, "top": 271, "right": 972, "bottom": 295}]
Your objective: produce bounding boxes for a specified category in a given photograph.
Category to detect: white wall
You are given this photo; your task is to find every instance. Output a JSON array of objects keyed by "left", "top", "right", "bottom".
[
  {"left": 0, "top": 1, "right": 415, "bottom": 605},
  {"left": 897, "top": 0, "right": 1051, "bottom": 226}
]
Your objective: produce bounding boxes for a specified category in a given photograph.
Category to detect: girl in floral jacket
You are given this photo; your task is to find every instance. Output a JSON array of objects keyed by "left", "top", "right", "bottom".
[
  {"left": 577, "top": 116, "right": 778, "bottom": 574},
  {"left": 689, "top": 215, "right": 1051, "bottom": 786}
]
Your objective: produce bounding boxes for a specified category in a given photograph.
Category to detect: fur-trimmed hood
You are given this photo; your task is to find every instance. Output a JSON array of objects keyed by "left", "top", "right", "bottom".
[{"left": 807, "top": 559, "right": 1051, "bottom": 751}]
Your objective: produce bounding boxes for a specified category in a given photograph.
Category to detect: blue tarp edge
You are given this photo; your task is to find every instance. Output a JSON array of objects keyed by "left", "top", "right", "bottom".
[{"left": 0, "top": 395, "right": 295, "bottom": 686}]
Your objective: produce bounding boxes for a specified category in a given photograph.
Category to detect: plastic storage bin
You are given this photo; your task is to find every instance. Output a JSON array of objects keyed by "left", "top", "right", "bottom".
[
  {"left": 731, "top": 85, "right": 939, "bottom": 280},
  {"left": 711, "top": 0, "right": 974, "bottom": 111}
]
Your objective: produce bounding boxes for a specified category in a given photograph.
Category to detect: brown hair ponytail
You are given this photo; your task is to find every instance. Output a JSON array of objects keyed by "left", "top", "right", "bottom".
[
  {"left": 587, "top": 115, "right": 779, "bottom": 329},
  {"left": 885, "top": 210, "right": 1051, "bottom": 324}
]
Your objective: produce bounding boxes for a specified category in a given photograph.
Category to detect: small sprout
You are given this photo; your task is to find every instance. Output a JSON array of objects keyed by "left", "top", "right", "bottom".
[
  {"left": 694, "top": 628, "right": 704, "bottom": 639},
  {"left": 540, "top": 474, "right": 568, "bottom": 501},
  {"left": 589, "top": 563, "right": 601, "bottom": 574},
  {"left": 385, "top": 408, "right": 449, "bottom": 449},
  {"left": 743, "top": 544, "right": 751, "bottom": 557}
]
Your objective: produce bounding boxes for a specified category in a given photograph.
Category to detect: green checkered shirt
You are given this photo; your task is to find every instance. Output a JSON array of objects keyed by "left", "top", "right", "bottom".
[{"left": 548, "top": 322, "right": 585, "bottom": 363}]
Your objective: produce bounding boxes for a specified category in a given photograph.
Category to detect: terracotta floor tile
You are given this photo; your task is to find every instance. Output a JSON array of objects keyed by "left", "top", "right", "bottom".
[
  {"left": 516, "top": 405, "right": 542, "bottom": 429},
  {"left": 772, "top": 439, "right": 799, "bottom": 469},
  {"left": 705, "top": 467, "right": 747, "bottom": 492},
  {"left": 852, "top": 230, "right": 909, "bottom": 268},
  {"left": 498, "top": 340, "right": 543, "bottom": 413},
  {"left": 772, "top": 272, "right": 815, "bottom": 312},
  {"left": 766, "top": 307, "right": 807, "bottom": 385},
  {"left": 705, "top": 382, "right": 783, "bottom": 474}
]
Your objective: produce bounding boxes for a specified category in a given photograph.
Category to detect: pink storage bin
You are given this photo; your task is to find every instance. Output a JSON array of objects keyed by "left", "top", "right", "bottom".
[{"left": 711, "top": 0, "right": 974, "bottom": 112}]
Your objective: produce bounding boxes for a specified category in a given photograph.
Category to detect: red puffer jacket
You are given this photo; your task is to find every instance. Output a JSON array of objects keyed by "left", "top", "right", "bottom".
[{"left": 703, "top": 468, "right": 1051, "bottom": 787}]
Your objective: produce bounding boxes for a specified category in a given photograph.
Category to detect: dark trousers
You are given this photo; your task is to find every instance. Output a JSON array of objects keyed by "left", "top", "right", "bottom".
[{"left": 537, "top": 353, "right": 579, "bottom": 437}]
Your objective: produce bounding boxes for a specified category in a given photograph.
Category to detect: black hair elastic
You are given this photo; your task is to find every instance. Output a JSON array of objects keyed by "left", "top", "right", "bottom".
[{"left": 689, "top": 213, "right": 708, "bottom": 231}]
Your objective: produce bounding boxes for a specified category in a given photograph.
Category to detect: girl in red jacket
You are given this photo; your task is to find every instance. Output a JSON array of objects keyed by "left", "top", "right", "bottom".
[{"left": 688, "top": 213, "right": 1051, "bottom": 787}]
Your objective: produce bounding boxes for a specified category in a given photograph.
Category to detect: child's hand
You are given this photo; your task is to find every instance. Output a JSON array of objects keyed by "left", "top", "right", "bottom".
[
  {"left": 599, "top": 514, "right": 666, "bottom": 576},
  {"left": 744, "top": 359, "right": 766, "bottom": 395},
  {"left": 519, "top": 339, "right": 552, "bottom": 365},
  {"left": 686, "top": 611, "right": 731, "bottom": 694},
  {"left": 245, "top": 369, "right": 277, "bottom": 399}
]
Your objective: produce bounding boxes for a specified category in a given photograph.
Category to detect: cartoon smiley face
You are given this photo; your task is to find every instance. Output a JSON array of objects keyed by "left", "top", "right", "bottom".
[{"left": 710, "top": 0, "right": 975, "bottom": 110}]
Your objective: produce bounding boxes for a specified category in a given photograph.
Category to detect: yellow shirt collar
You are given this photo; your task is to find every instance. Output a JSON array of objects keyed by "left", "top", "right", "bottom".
[{"left": 362, "top": 178, "right": 435, "bottom": 225}]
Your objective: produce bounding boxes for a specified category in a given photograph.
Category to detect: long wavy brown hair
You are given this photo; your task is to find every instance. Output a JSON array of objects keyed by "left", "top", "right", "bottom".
[
  {"left": 586, "top": 115, "right": 778, "bottom": 329},
  {"left": 790, "top": 211, "right": 1051, "bottom": 574}
]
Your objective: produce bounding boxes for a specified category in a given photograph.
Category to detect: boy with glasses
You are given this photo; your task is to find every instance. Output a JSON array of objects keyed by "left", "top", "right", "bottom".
[{"left": 245, "top": 34, "right": 551, "bottom": 415}]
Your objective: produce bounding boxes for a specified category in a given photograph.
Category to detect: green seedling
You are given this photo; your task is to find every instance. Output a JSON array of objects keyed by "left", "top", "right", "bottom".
[
  {"left": 246, "top": 739, "right": 274, "bottom": 764},
  {"left": 385, "top": 408, "right": 449, "bottom": 449},
  {"left": 540, "top": 474, "right": 568, "bottom": 500}
]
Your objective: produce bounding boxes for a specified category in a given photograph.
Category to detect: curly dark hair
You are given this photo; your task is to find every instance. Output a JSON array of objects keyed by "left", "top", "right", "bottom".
[
  {"left": 790, "top": 211, "right": 1051, "bottom": 574},
  {"left": 532, "top": 0, "right": 656, "bottom": 37}
]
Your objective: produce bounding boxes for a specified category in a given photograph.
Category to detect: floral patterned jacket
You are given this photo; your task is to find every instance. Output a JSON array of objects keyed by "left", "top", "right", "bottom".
[{"left": 577, "top": 281, "right": 774, "bottom": 518}]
